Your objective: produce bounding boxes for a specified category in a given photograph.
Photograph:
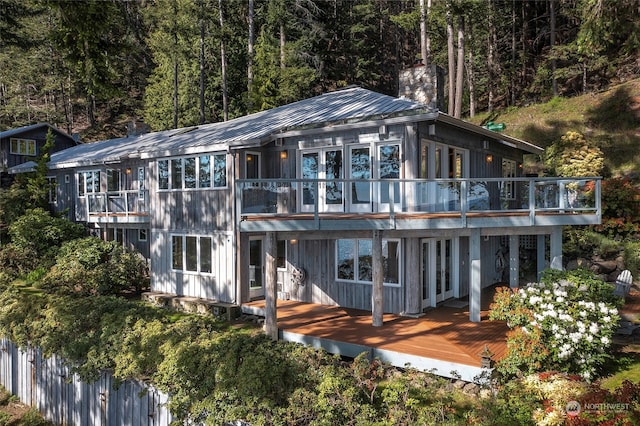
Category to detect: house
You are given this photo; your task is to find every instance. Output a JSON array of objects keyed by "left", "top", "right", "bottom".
[
  {"left": 0, "top": 123, "right": 78, "bottom": 187},
  {"left": 36, "top": 77, "right": 601, "bottom": 335}
]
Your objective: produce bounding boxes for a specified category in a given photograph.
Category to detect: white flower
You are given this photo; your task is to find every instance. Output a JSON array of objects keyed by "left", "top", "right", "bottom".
[{"left": 601, "top": 336, "right": 610, "bottom": 345}]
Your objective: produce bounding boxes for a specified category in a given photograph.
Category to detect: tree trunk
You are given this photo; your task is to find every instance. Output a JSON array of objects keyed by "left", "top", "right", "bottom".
[
  {"left": 419, "top": 0, "right": 427, "bottom": 65},
  {"left": 219, "top": 0, "right": 229, "bottom": 121},
  {"left": 446, "top": 8, "right": 455, "bottom": 115},
  {"left": 280, "top": 23, "right": 286, "bottom": 69},
  {"left": 467, "top": 18, "right": 475, "bottom": 118},
  {"left": 247, "top": 0, "right": 254, "bottom": 111},
  {"left": 511, "top": 0, "right": 517, "bottom": 106},
  {"left": 550, "top": 0, "right": 557, "bottom": 97},
  {"left": 487, "top": 0, "right": 496, "bottom": 112},
  {"left": 199, "top": 0, "right": 206, "bottom": 125},
  {"left": 454, "top": 15, "right": 464, "bottom": 118}
]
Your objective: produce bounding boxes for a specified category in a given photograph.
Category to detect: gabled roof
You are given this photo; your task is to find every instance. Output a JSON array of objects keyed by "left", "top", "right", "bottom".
[
  {"left": 0, "top": 123, "right": 76, "bottom": 142},
  {"left": 44, "top": 87, "right": 541, "bottom": 170}
]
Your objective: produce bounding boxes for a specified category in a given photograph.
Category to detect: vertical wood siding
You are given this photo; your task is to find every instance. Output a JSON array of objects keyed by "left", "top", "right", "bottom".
[
  {"left": 0, "top": 339, "right": 172, "bottom": 426},
  {"left": 150, "top": 230, "right": 234, "bottom": 302},
  {"left": 285, "top": 239, "right": 404, "bottom": 313}
]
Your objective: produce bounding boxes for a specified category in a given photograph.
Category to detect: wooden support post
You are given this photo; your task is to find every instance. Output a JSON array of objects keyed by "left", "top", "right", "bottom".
[
  {"left": 509, "top": 234, "right": 519, "bottom": 289},
  {"left": 404, "top": 238, "right": 421, "bottom": 316},
  {"left": 264, "top": 232, "right": 278, "bottom": 340},
  {"left": 550, "top": 226, "right": 563, "bottom": 271},
  {"left": 469, "top": 229, "right": 481, "bottom": 323},
  {"left": 372, "top": 230, "right": 384, "bottom": 327},
  {"left": 537, "top": 234, "right": 546, "bottom": 280}
]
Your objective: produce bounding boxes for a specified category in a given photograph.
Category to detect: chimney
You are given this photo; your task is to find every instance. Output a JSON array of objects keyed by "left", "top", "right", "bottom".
[{"left": 398, "top": 63, "right": 444, "bottom": 111}]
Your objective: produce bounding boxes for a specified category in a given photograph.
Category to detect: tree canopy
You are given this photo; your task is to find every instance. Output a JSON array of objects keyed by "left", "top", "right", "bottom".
[{"left": 1, "top": 0, "right": 638, "bottom": 137}]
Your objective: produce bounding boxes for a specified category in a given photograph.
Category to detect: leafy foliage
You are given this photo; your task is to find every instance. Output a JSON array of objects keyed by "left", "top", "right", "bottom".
[
  {"left": 40, "top": 236, "right": 148, "bottom": 296},
  {"left": 490, "top": 269, "right": 621, "bottom": 380},
  {"left": 0, "top": 208, "right": 85, "bottom": 275},
  {"left": 544, "top": 131, "right": 604, "bottom": 177}
]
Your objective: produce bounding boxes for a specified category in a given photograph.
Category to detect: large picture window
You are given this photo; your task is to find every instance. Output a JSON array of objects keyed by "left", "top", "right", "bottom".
[
  {"left": 158, "top": 154, "right": 226, "bottom": 190},
  {"left": 336, "top": 238, "right": 400, "bottom": 285},
  {"left": 171, "top": 234, "right": 214, "bottom": 273}
]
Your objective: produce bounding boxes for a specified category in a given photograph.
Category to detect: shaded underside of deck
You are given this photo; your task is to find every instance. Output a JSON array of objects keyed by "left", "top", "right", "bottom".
[{"left": 243, "top": 288, "right": 509, "bottom": 382}]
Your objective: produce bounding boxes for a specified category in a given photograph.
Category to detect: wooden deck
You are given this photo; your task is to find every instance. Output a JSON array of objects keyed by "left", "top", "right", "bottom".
[{"left": 244, "top": 286, "right": 509, "bottom": 381}]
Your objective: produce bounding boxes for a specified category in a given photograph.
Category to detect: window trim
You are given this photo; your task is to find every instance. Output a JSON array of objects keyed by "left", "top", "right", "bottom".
[
  {"left": 335, "top": 238, "right": 402, "bottom": 287},
  {"left": 158, "top": 153, "right": 227, "bottom": 191},
  {"left": 170, "top": 234, "right": 215, "bottom": 274},
  {"left": 77, "top": 170, "right": 101, "bottom": 197},
  {"left": 9, "top": 138, "right": 36, "bottom": 156}
]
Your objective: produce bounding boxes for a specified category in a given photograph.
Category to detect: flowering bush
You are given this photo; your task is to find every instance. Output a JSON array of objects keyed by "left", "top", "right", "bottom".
[
  {"left": 490, "top": 269, "right": 621, "bottom": 380},
  {"left": 523, "top": 372, "right": 587, "bottom": 426}
]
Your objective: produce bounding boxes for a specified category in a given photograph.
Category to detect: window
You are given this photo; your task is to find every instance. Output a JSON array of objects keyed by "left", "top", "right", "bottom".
[
  {"left": 277, "top": 240, "right": 286, "bottom": 269},
  {"left": 201, "top": 237, "right": 212, "bottom": 273},
  {"left": 158, "top": 154, "right": 226, "bottom": 190},
  {"left": 77, "top": 171, "right": 100, "bottom": 196},
  {"left": 171, "top": 234, "right": 214, "bottom": 273},
  {"left": 47, "top": 177, "right": 57, "bottom": 203},
  {"left": 138, "top": 229, "right": 148, "bottom": 242},
  {"left": 502, "top": 159, "right": 517, "bottom": 200},
  {"left": 107, "top": 169, "right": 121, "bottom": 192},
  {"left": 336, "top": 238, "right": 400, "bottom": 285},
  {"left": 172, "top": 236, "right": 183, "bottom": 270},
  {"left": 10, "top": 138, "right": 36, "bottom": 156},
  {"left": 106, "top": 228, "right": 124, "bottom": 244}
]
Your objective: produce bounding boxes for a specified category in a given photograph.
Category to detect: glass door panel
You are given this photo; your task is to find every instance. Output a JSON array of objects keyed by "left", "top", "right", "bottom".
[
  {"left": 301, "top": 149, "right": 343, "bottom": 212},
  {"left": 378, "top": 144, "right": 401, "bottom": 212},
  {"left": 249, "top": 238, "right": 264, "bottom": 299},
  {"left": 301, "top": 152, "right": 318, "bottom": 211},
  {"left": 349, "top": 146, "right": 371, "bottom": 212},
  {"left": 323, "top": 149, "right": 343, "bottom": 211}
]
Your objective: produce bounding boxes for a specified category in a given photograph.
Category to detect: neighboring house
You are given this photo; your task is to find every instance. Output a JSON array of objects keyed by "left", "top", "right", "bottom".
[
  {"left": 35, "top": 72, "right": 601, "bottom": 327},
  {"left": 0, "top": 123, "right": 77, "bottom": 188}
]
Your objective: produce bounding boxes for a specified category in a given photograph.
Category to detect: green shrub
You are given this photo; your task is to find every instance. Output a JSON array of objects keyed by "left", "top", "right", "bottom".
[
  {"left": 623, "top": 240, "right": 640, "bottom": 278},
  {"left": 40, "top": 237, "right": 148, "bottom": 296},
  {"left": 8, "top": 208, "right": 85, "bottom": 260},
  {"left": 564, "top": 228, "right": 621, "bottom": 259},
  {"left": 490, "top": 269, "right": 620, "bottom": 380}
]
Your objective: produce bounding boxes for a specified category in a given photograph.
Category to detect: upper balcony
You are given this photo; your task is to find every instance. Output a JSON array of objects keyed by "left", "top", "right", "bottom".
[
  {"left": 236, "top": 177, "right": 601, "bottom": 233},
  {"left": 78, "top": 190, "right": 150, "bottom": 224}
]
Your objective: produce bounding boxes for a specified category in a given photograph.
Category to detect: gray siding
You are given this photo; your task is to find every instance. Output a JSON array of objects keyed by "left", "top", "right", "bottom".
[{"left": 150, "top": 230, "right": 234, "bottom": 302}]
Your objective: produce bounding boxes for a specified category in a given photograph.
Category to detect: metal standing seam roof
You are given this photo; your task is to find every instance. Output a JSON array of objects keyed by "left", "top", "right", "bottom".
[
  {"left": 0, "top": 123, "right": 75, "bottom": 141},
  {"left": 43, "top": 86, "right": 541, "bottom": 169}
]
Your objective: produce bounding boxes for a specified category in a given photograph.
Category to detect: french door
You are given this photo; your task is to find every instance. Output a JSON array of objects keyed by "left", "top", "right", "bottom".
[
  {"left": 421, "top": 238, "right": 458, "bottom": 309},
  {"left": 420, "top": 141, "right": 468, "bottom": 212},
  {"left": 249, "top": 237, "right": 264, "bottom": 299},
  {"left": 301, "top": 149, "right": 344, "bottom": 212}
]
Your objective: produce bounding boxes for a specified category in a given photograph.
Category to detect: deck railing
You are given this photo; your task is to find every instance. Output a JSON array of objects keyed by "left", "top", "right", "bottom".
[
  {"left": 84, "top": 189, "right": 149, "bottom": 219},
  {"left": 237, "top": 177, "right": 601, "bottom": 220}
]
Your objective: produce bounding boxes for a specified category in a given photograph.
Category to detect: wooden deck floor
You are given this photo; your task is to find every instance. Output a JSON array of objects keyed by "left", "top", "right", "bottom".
[{"left": 244, "top": 286, "right": 508, "bottom": 379}]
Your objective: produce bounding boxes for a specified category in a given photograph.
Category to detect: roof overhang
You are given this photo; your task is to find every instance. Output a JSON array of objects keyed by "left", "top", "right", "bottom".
[{"left": 434, "top": 112, "right": 543, "bottom": 155}]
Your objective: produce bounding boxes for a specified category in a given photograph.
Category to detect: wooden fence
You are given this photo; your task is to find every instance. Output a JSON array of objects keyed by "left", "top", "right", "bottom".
[{"left": 0, "top": 338, "right": 173, "bottom": 425}]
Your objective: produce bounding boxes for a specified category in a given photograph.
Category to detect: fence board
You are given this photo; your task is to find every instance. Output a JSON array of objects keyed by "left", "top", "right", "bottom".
[{"left": 0, "top": 338, "right": 172, "bottom": 426}]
